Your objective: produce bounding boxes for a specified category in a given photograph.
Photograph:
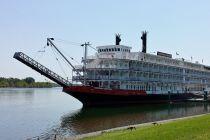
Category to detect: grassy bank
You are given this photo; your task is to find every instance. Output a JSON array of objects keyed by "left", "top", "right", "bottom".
[{"left": 83, "top": 114, "right": 210, "bottom": 140}]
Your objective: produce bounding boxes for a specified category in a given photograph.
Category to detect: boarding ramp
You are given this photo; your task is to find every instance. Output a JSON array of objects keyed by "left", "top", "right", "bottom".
[{"left": 13, "top": 52, "right": 72, "bottom": 87}]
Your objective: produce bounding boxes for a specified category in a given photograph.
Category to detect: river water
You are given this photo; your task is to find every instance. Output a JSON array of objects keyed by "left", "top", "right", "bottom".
[{"left": 0, "top": 88, "right": 210, "bottom": 140}]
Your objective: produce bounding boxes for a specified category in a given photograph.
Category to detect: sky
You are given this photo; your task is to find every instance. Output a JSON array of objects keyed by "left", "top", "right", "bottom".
[{"left": 0, "top": 0, "right": 210, "bottom": 81}]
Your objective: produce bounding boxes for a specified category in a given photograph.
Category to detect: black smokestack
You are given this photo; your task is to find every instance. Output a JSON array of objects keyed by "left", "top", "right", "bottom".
[
  {"left": 141, "top": 31, "right": 147, "bottom": 53},
  {"left": 115, "top": 34, "right": 121, "bottom": 45}
]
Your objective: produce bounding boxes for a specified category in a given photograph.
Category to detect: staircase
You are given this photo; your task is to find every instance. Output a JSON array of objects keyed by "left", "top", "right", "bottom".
[{"left": 13, "top": 52, "right": 72, "bottom": 87}]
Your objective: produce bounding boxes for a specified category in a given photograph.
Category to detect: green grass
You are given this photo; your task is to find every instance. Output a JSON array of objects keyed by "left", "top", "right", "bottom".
[{"left": 83, "top": 114, "right": 210, "bottom": 140}]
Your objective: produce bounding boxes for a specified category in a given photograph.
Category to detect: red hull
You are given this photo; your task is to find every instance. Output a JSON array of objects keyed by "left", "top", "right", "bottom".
[
  {"left": 64, "top": 86, "right": 147, "bottom": 96},
  {"left": 63, "top": 86, "right": 201, "bottom": 107}
]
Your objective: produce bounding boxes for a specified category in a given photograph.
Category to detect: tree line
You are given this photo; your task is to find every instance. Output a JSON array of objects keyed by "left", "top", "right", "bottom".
[{"left": 0, "top": 77, "right": 59, "bottom": 88}]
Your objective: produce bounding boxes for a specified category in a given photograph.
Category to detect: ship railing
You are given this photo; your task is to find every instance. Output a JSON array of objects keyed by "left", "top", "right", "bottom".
[
  {"left": 90, "top": 52, "right": 207, "bottom": 71},
  {"left": 74, "top": 65, "right": 83, "bottom": 69},
  {"left": 72, "top": 76, "right": 84, "bottom": 80},
  {"left": 86, "top": 55, "right": 96, "bottom": 59},
  {"left": 14, "top": 52, "right": 72, "bottom": 87}
]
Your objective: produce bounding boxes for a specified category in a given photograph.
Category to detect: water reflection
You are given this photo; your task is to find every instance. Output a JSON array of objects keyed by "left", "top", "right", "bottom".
[
  {"left": 1, "top": 88, "right": 209, "bottom": 139},
  {"left": 56, "top": 102, "right": 209, "bottom": 136},
  {"left": 0, "top": 88, "right": 82, "bottom": 140},
  {"left": 0, "top": 88, "right": 35, "bottom": 103}
]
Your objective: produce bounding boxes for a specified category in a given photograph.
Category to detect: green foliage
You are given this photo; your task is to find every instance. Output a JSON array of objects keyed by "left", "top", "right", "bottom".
[
  {"left": 84, "top": 114, "right": 210, "bottom": 140},
  {"left": 0, "top": 77, "right": 59, "bottom": 88},
  {"left": 23, "top": 77, "right": 35, "bottom": 84}
]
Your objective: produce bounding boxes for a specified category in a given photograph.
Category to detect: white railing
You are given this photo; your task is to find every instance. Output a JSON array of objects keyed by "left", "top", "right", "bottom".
[{"left": 86, "top": 52, "right": 207, "bottom": 72}]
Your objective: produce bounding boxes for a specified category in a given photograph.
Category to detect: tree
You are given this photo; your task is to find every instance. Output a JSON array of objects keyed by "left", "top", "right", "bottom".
[
  {"left": 0, "top": 77, "right": 56, "bottom": 88},
  {"left": 23, "top": 77, "right": 35, "bottom": 84}
]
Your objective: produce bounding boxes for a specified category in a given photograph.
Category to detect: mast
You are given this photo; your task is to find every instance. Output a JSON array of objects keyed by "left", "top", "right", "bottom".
[
  {"left": 81, "top": 42, "right": 90, "bottom": 85},
  {"left": 47, "top": 38, "right": 81, "bottom": 76}
]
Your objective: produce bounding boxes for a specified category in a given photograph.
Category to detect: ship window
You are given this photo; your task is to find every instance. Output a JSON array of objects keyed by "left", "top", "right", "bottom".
[
  {"left": 112, "top": 48, "right": 114, "bottom": 51},
  {"left": 109, "top": 49, "right": 111, "bottom": 51},
  {"left": 115, "top": 48, "right": 117, "bottom": 51},
  {"left": 118, "top": 48, "right": 120, "bottom": 51}
]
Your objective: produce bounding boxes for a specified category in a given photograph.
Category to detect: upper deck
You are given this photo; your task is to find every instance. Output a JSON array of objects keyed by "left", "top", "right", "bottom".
[{"left": 85, "top": 45, "right": 209, "bottom": 72}]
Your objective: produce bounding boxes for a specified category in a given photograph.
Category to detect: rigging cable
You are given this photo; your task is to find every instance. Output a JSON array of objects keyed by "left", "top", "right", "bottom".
[
  {"left": 55, "top": 37, "right": 97, "bottom": 51},
  {"left": 50, "top": 41, "right": 81, "bottom": 71},
  {"left": 56, "top": 46, "right": 81, "bottom": 65},
  {"left": 53, "top": 38, "right": 97, "bottom": 66},
  {"left": 55, "top": 38, "right": 82, "bottom": 46},
  {"left": 33, "top": 45, "right": 47, "bottom": 61},
  {"left": 48, "top": 39, "right": 79, "bottom": 71},
  {"left": 48, "top": 38, "right": 97, "bottom": 77},
  {"left": 54, "top": 47, "right": 77, "bottom": 71},
  {"left": 50, "top": 46, "right": 68, "bottom": 79}
]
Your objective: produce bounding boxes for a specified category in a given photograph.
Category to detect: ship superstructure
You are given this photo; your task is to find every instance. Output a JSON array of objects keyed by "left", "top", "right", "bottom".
[{"left": 73, "top": 32, "right": 210, "bottom": 95}]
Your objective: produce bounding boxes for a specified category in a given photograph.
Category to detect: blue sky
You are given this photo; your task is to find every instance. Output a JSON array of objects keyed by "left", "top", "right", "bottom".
[{"left": 0, "top": 0, "right": 210, "bottom": 81}]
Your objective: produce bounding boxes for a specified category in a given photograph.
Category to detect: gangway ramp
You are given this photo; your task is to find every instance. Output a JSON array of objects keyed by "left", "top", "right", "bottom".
[{"left": 13, "top": 52, "right": 72, "bottom": 87}]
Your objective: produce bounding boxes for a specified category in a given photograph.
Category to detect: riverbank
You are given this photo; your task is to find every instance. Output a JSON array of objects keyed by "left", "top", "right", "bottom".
[
  {"left": 70, "top": 113, "right": 210, "bottom": 140},
  {"left": 0, "top": 77, "right": 59, "bottom": 88}
]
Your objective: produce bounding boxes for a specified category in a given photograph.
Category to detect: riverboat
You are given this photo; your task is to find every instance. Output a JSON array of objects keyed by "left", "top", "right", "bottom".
[{"left": 14, "top": 32, "right": 210, "bottom": 106}]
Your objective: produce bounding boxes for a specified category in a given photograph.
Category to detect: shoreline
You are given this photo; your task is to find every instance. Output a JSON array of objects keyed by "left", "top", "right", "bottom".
[
  {"left": 63, "top": 112, "right": 210, "bottom": 140},
  {"left": 0, "top": 86, "right": 61, "bottom": 89}
]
